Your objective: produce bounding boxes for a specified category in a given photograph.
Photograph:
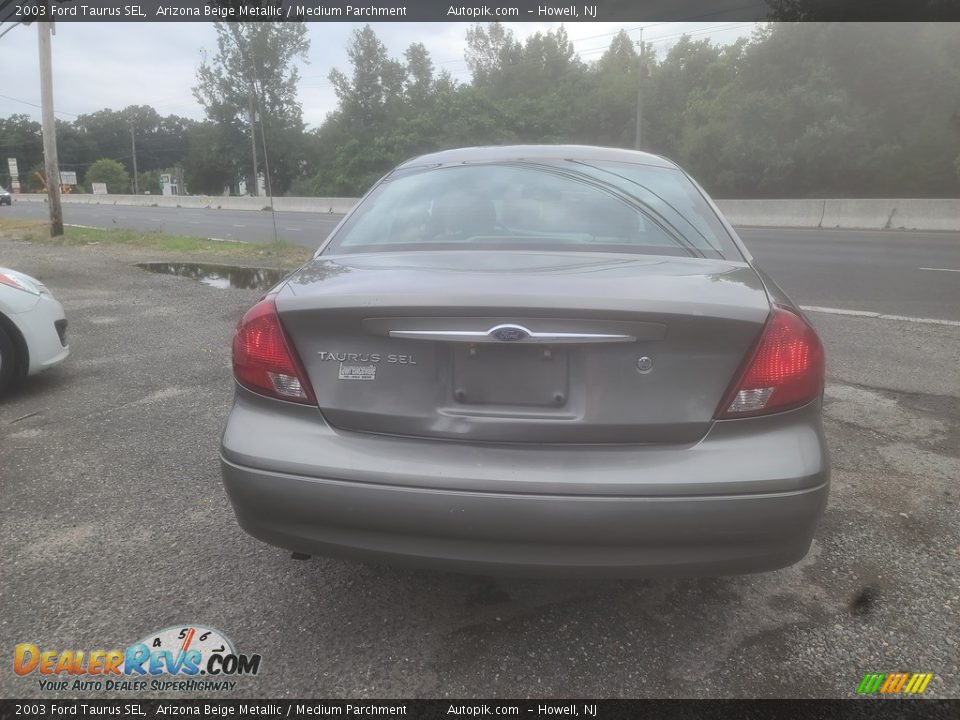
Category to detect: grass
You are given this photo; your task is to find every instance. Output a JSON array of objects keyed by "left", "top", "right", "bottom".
[{"left": 0, "top": 218, "right": 312, "bottom": 267}]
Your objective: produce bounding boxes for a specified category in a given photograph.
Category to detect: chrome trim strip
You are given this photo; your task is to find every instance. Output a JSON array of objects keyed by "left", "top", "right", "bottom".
[{"left": 389, "top": 324, "right": 636, "bottom": 344}]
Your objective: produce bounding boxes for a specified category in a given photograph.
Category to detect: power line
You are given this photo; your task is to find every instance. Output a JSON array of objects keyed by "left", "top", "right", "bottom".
[{"left": 0, "top": 92, "right": 79, "bottom": 117}]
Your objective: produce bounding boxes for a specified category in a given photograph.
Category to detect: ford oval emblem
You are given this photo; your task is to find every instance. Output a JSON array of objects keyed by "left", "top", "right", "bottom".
[{"left": 490, "top": 325, "right": 530, "bottom": 342}]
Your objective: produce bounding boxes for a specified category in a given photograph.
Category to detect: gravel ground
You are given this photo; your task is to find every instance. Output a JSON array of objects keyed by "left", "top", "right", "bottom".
[{"left": 1, "top": 236, "right": 957, "bottom": 699}]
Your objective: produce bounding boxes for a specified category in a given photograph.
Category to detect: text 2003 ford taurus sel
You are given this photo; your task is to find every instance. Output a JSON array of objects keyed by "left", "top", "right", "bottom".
[{"left": 221, "top": 145, "right": 828, "bottom": 577}]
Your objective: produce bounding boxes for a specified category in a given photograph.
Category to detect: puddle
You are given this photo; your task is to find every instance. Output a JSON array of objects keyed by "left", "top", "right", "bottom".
[{"left": 137, "top": 262, "right": 288, "bottom": 290}]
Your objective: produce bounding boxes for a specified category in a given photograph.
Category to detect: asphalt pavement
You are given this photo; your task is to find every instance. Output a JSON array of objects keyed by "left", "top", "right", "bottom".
[
  {"left": 0, "top": 235, "right": 958, "bottom": 699},
  {"left": 5, "top": 201, "right": 959, "bottom": 322},
  {"left": 3, "top": 200, "right": 344, "bottom": 247},
  {"left": 739, "top": 227, "right": 960, "bottom": 323}
]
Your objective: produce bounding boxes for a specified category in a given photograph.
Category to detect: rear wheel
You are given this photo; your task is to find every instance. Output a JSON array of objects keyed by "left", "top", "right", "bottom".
[{"left": 0, "top": 325, "right": 18, "bottom": 393}]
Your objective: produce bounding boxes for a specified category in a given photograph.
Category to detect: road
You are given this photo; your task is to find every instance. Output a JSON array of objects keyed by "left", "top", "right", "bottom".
[
  {"left": 739, "top": 227, "right": 960, "bottom": 323},
  {"left": 5, "top": 201, "right": 959, "bottom": 322},
  {"left": 4, "top": 200, "right": 344, "bottom": 246},
  {"left": 1, "top": 236, "right": 957, "bottom": 699}
]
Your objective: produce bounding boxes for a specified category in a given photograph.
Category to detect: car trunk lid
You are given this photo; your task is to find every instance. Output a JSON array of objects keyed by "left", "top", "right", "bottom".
[{"left": 276, "top": 251, "right": 770, "bottom": 444}]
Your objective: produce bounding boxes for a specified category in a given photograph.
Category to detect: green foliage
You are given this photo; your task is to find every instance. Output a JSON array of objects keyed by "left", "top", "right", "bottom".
[
  {"left": 137, "top": 170, "right": 162, "bottom": 195},
  {"left": 0, "top": 108, "right": 195, "bottom": 192},
  {"left": 0, "top": 115, "right": 42, "bottom": 188},
  {"left": 2, "top": 23, "right": 959, "bottom": 200},
  {"left": 668, "top": 23, "right": 960, "bottom": 197},
  {"left": 85, "top": 158, "right": 130, "bottom": 194},
  {"left": 291, "top": 22, "right": 960, "bottom": 199},
  {"left": 183, "top": 122, "right": 235, "bottom": 195},
  {"left": 74, "top": 105, "right": 196, "bottom": 178},
  {"left": 193, "top": 22, "right": 310, "bottom": 195}
]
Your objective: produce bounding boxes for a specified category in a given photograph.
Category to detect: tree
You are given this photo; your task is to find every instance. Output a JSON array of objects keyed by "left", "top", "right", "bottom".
[
  {"left": 464, "top": 22, "right": 521, "bottom": 90},
  {"left": 404, "top": 43, "right": 435, "bottom": 108},
  {"left": 137, "top": 169, "right": 162, "bottom": 196},
  {"left": 193, "top": 22, "right": 310, "bottom": 194},
  {"left": 85, "top": 158, "right": 130, "bottom": 194},
  {"left": 183, "top": 122, "right": 235, "bottom": 195},
  {"left": 0, "top": 115, "right": 43, "bottom": 188},
  {"left": 329, "top": 25, "right": 400, "bottom": 133},
  {"left": 578, "top": 30, "right": 638, "bottom": 148},
  {"left": 71, "top": 106, "right": 196, "bottom": 182}
]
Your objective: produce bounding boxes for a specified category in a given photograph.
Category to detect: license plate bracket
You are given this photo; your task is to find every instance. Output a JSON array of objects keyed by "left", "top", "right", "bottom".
[{"left": 452, "top": 345, "right": 569, "bottom": 407}]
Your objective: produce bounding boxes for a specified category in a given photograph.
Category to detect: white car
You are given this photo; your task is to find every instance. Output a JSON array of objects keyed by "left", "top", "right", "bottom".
[{"left": 0, "top": 268, "right": 69, "bottom": 392}]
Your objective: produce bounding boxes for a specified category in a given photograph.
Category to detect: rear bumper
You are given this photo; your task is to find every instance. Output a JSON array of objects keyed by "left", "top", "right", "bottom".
[
  {"left": 221, "top": 391, "right": 829, "bottom": 577},
  {"left": 222, "top": 457, "right": 826, "bottom": 577}
]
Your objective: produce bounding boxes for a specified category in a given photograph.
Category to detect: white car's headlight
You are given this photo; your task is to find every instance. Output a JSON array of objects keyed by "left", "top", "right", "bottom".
[{"left": 0, "top": 270, "right": 43, "bottom": 296}]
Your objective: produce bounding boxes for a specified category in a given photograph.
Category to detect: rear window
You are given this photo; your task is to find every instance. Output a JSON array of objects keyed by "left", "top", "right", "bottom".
[{"left": 322, "top": 161, "right": 740, "bottom": 260}]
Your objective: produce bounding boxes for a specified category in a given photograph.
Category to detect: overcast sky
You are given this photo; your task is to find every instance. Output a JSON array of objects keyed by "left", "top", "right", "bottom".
[{"left": 0, "top": 22, "right": 756, "bottom": 128}]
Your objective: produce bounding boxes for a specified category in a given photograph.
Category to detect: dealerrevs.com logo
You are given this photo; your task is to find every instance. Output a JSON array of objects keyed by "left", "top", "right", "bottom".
[{"left": 14, "top": 625, "right": 261, "bottom": 693}]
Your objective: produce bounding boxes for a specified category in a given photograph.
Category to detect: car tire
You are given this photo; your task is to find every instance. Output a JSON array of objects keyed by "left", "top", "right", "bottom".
[{"left": 0, "top": 325, "right": 17, "bottom": 393}]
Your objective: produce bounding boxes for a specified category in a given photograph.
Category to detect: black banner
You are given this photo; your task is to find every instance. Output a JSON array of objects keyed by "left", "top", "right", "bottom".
[
  {"left": 2, "top": 0, "right": 960, "bottom": 24},
  {"left": 2, "top": 700, "right": 960, "bottom": 720}
]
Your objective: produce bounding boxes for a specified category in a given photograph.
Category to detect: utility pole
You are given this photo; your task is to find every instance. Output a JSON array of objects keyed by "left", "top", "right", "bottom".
[
  {"left": 247, "top": 90, "right": 259, "bottom": 197},
  {"left": 130, "top": 126, "right": 139, "bottom": 194},
  {"left": 634, "top": 27, "right": 644, "bottom": 151},
  {"left": 37, "top": 18, "right": 63, "bottom": 236},
  {"left": 245, "top": 42, "right": 279, "bottom": 248},
  {"left": 228, "top": 25, "right": 260, "bottom": 198}
]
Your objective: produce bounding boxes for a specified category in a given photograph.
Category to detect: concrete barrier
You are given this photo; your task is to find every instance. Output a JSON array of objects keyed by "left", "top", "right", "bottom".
[
  {"left": 820, "top": 199, "right": 960, "bottom": 232},
  {"left": 273, "top": 196, "right": 357, "bottom": 214},
  {"left": 716, "top": 198, "right": 960, "bottom": 231},
  {"left": 12, "top": 193, "right": 357, "bottom": 215},
  {"left": 12, "top": 194, "right": 959, "bottom": 231},
  {"left": 715, "top": 199, "right": 826, "bottom": 228}
]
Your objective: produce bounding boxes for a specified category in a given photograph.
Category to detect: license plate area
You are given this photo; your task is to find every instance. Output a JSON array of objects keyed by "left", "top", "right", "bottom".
[{"left": 452, "top": 345, "right": 569, "bottom": 407}]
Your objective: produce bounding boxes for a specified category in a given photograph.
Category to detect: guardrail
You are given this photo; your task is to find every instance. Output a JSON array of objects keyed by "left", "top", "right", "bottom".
[{"left": 11, "top": 194, "right": 960, "bottom": 231}]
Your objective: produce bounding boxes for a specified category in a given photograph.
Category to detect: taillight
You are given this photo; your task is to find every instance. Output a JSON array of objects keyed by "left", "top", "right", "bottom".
[
  {"left": 716, "top": 305, "right": 824, "bottom": 419},
  {"left": 232, "top": 296, "right": 316, "bottom": 405}
]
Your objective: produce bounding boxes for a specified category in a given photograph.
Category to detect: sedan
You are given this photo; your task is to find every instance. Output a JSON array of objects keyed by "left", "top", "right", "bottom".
[
  {"left": 0, "top": 268, "right": 69, "bottom": 393},
  {"left": 221, "top": 145, "right": 828, "bottom": 576},
  {"left": 0, "top": 187, "right": 11, "bottom": 206}
]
